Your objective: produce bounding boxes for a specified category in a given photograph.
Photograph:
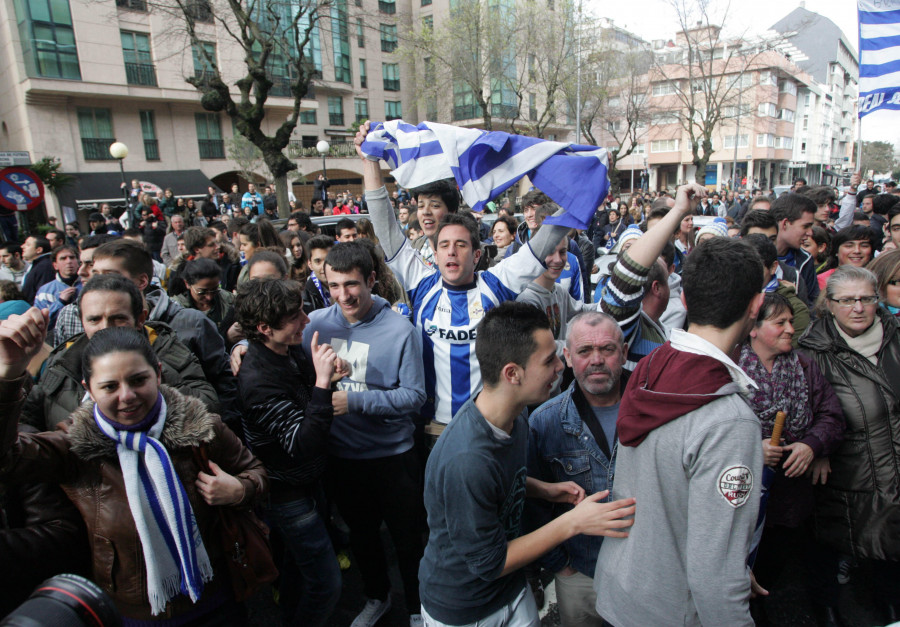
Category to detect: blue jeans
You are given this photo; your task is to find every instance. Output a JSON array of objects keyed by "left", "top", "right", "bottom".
[{"left": 266, "top": 496, "right": 342, "bottom": 627}]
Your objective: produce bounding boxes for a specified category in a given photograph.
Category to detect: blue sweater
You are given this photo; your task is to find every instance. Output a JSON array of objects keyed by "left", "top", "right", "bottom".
[
  {"left": 305, "top": 296, "right": 425, "bottom": 459},
  {"left": 419, "top": 398, "right": 529, "bottom": 624}
]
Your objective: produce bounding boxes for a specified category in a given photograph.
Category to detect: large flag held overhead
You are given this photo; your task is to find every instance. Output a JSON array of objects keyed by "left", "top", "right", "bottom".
[
  {"left": 360, "top": 120, "right": 610, "bottom": 230},
  {"left": 858, "top": 0, "right": 900, "bottom": 117}
]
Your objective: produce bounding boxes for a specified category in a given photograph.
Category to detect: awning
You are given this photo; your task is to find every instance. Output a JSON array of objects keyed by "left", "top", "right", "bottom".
[{"left": 57, "top": 169, "right": 219, "bottom": 212}]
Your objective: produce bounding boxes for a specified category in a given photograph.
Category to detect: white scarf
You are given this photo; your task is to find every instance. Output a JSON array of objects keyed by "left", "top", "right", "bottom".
[{"left": 93, "top": 394, "right": 213, "bottom": 614}]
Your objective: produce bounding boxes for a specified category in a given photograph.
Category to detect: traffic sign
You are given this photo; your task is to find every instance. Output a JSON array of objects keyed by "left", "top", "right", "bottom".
[
  {"left": 0, "top": 167, "right": 45, "bottom": 212},
  {"left": 0, "top": 151, "right": 31, "bottom": 167}
]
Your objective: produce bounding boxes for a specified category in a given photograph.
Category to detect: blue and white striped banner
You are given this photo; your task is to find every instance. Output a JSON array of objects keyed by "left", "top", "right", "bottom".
[
  {"left": 859, "top": 0, "right": 900, "bottom": 117},
  {"left": 360, "top": 120, "right": 609, "bottom": 230}
]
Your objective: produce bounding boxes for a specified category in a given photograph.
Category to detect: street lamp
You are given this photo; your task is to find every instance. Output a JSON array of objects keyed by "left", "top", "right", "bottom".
[
  {"left": 110, "top": 141, "right": 129, "bottom": 188},
  {"left": 316, "top": 140, "right": 330, "bottom": 180}
]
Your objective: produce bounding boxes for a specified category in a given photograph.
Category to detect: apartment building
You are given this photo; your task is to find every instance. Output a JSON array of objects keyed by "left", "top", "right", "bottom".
[{"left": 0, "top": 0, "right": 416, "bottom": 219}]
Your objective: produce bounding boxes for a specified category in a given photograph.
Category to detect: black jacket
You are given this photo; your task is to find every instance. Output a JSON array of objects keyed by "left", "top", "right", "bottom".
[
  {"left": 22, "top": 253, "right": 54, "bottom": 304},
  {"left": 237, "top": 341, "right": 333, "bottom": 499}
]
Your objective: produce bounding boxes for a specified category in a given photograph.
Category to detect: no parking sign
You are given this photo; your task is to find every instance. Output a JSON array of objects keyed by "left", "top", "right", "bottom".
[{"left": 0, "top": 167, "right": 45, "bottom": 212}]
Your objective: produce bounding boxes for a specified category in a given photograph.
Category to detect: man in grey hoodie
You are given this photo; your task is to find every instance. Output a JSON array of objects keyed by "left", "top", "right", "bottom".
[
  {"left": 304, "top": 241, "right": 426, "bottom": 627},
  {"left": 594, "top": 189, "right": 767, "bottom": 627}
]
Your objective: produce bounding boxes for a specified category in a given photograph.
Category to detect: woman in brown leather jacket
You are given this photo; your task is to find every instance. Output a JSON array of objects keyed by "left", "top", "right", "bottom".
[{"left": 0, "top": 310, "right": 267, "bottom": 625}]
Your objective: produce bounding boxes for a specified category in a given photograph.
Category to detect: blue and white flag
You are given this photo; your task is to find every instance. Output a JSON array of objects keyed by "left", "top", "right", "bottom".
[
  {"left": 858, "top": 0, "right": 900, "bottom": 117},
  {"left": 360, "top": 120, "right": 609, "bottom": 230}
]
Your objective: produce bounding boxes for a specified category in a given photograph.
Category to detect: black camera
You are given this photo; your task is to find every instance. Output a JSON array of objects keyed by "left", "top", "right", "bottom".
[{"left": 1, "top": 574, "right": 121, "bottom": 627}]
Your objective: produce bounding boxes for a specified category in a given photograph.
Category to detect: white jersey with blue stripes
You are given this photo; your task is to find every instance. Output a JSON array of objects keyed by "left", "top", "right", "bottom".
[{"left": 387, "top": 240, "right": 545, "bottom": 424}]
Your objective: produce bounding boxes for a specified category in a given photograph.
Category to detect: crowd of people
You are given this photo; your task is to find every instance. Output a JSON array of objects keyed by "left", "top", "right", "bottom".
[{"left": 0, "top": 123, "right": 898, "bottom": 627}]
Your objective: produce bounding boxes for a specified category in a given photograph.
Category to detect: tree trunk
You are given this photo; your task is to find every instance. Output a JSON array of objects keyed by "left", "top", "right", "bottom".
[{"left": 274, "top": 174, "right": 291, "bottom": 219}]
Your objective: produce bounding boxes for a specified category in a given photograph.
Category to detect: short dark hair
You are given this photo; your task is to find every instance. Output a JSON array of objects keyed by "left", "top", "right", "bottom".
[
  {"left": 336, "top": 218, "right": 357, "bottom": 235},
  {"left": 660, "top": 240, "right": 676, "bottom": 268},
  {"left": 122, "top": 228, "right": 142, "bottom": 238},
  {"left": 682, "top": 238, "right": 764, "bottom": 329},
  {"left": 828, "top": 225, "right": 874, "bottom": 269},
  {"left": 1, "top": 242, "right": 22, "bottom": 256},
  {"left": 872, "top": 193, "right": 900, "bottom": 216},
  {"left": 739, "top": 210, "right": 777, "bottom": 236},
  {"left": 78, "top": 274, "right": 144, "bottom": 323},
  {"left": 228, "top": 216, "right": 249, "bottom": 236},
  {"left": 246, "top": 250, "right": 288, "bottom": 278},
  {"left": 436, "top": 213, "right": 480, "bottom": 250},
  {"left": 325, "top": 241, "right": 374, "bottom": 279},
  {"left": 795, "top": 177, "right": 807, "bottom": 186},
  {"left": 803, "top": 185, "right": 836, "bottom": 207},
  {"left": 235, "top": 278, "right": 304, "bottom": 343},
  {"left": 770, "top": 193, "right": 816, "bottom": 226},
  {"left": 184, "top": 227, "right": 216, "bottom": 254},
  {"left": 29, "top": 236, "right": 50, "bottom": 254},
  {"left": 307, "top": 235, "right": 335, "bottom": 253},
  {"left": 92, "top": 239, "right": 154, "bottom": 281},
  {"left": 52, "top": 245, "right": 78, "bottom": 262},
  {"left": 46, "top": 228, "right": 65, "bottom": 242},
  {"left": 476, "top": 301, "right": 550, "bottom": 386},
  {"left": 742, "top": 233, "right": 778, "bottom": 268},
  {"left": 491, "top": 215, "right": 518, "bottom": 237},
  {"left": 80, "top": 234, "right": 118, "bottom": 251},
  {"left": 522, "top": 190, "right": 551, "bottom": 208},
  {"left": 182, "top": 258, "right": 222, "bottom": 284},
  {"left": 82, "top": 327, "right": 159, "bottom": 385},
  {"left": 747, "top": 196, "right": 771, "bottom": 212},
  {"left": 647, "top": 207, "right": 670, "bottom": 222},
  {"left": 289, "top": 212, "right": 313, "bottom": 231},
  {"left": 755, "top": 292, "right": 792, "bottom": 329},
  {"left": 411, "top": 179, "right": 460, "bottom": 214},
  {"left": 0, "top": 280, "right": 24, "bottom": 302}
]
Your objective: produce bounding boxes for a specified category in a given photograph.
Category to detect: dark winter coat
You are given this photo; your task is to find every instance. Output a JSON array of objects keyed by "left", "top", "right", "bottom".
[{"left": 799, "top": 309, "right": 900, "bottom": 560}]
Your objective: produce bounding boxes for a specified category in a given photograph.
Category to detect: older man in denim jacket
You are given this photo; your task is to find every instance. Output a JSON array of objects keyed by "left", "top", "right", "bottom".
[{"left": 526, "top": 311, "right": 628, "bottom": 627}]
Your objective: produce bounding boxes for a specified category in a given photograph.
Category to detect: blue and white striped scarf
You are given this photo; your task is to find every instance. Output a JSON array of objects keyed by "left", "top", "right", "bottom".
[{"left": 93, "top": 394, "right": 213, "bottom": 615}]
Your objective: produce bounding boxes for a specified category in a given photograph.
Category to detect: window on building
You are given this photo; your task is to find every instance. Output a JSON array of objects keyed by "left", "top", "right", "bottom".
[
  {"left": 607, "top": 121, "right": 621, "bottom": 132},
  {"left": 759, "top": 70, "right": 777, "bottom": 86},
  {"left": 195, "top": 113, "right": 224, "bottom": 159},
  {"left": 453, "top": 81, "right": 477, "bottom": 121},
  {"left": 77, "top": 107, "right": 114, "bottom": 160},
  {"left": 15, "top": 0, "right": 82, "bottom": 79},
  {"left": 756, "top": 133, "right": 775, "bottom": 147},
  {"left": 139, "top": 110, "right": 159, "bottom": 160},
  {"left": 801, "top": 141, "right": 807, "bottom": 153},
  {"left": 424, "top": 57, "right": 437, "bottom": 119},
  {"left": 757, "top": 102, "right": 776, "bottom": 117},
  {"left": 331, "top": 0, "right": 351, "bottom": 83},
  {"left": 385, "top": 100, "right": 402, "bottom": 121},
  {"left": 775, "top": 137, "right": 793, "bottom": 149},
  {"left": 380, "top": 23, "right": 398, "bottom": 52},
  {"left": 382, "top": 62, "right": 400, "bottom": 91},
  {"left": 651, "top": 112, "right": 678, "bottom": 125},
  {"left": 723, "top": 134, "right": 749, "bottom": 149},
  {"left": 490, "top": 78, "right": 516, "bottom": 119},
  {"left": 606, "top": 97, "right": 621, "bottom": 109},
  {"left": 422, "top": 0, "right": 431, "bottom": 5},
  {"left": 299, "top": 12, "right": 322, "bottom": 76},
  {"left": 300, "top": 109, "right": 317, "bottom": 124},
  {"left": 116, "top": 0, "right": 146, "bottom": 11},
  {"left": 191, "top": 41, "right": 216, "bottom": 86},
  {"left": 779, "top": 80, "right": 797, "bottom": 95},
  {"left": 650, "top": 139, "right": 679, "bottom": 152},
  {"left": 652, "top": 81, "right": 676, "bottom": 97},
  {"left": 328, "top": 96, "right": 344, "bottom": 125},
  {"left": 356, "top": 18, "right": 364, "bottom": 47},
  {"left": 354, "top": 98, "right": 369, "bottom": 122},
  {"left": 120, "top": 31, "right": 157, "bottom": 86},
  {"left": 359, "top": 59, "right": 367, "bottom": 88},
  {"left": 529, "top": 93, "right": 536, "bottom": 121},
  {"left": 777, "top": 108, "right": 795, "bottom": 122},
  {"left": 633, "top": 143, "right": 646, "bottom": 154},
  {"left": 422, "top": 15, "right": 433, "bottom": 32},
  {"left": 378, "top": 0, "right": 395, "bottom": 13}
]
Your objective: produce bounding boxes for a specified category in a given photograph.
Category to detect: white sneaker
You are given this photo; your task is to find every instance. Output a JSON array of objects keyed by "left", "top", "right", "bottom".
[
  {"left": 350, "top": 597, "right": 392, "bottom": 627},
  {"left": 409, "top": 614, "right": 424, "bottom": 627}
]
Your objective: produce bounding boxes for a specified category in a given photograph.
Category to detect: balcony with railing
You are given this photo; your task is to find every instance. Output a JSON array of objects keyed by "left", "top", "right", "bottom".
[
  {"left": 82, "top": 138, "right": 115, "bottom": 160},
  {"left": 125, "top": 63, "right": 157, "bottom": 86},
  {"left": 198, "top": 139, "right": 225, "bottom": 159},
  {"left": 383, "top": 78, "right": 400, "bottom": 91},
  {"left": 329, "top": 112, "right": 344, "bottom": 126},
  {"left": 381, "top": 39, "right": 397, "bottom": 53},
  {"left": 287, "top": 140, "right": 357, "bottom": 159},
  {"left": 144, "top": 139, "right": 159, "bottom": 160}
]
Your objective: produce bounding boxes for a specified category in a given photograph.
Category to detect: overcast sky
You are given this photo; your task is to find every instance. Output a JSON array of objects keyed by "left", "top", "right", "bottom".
[{"left": 591, "top": 0, "right": 900, "bottom": 145}]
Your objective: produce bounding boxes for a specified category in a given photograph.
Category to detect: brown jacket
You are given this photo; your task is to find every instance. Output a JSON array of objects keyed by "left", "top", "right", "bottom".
[{"left": 0, "top": 381, "right": 267, "bottom": 622}]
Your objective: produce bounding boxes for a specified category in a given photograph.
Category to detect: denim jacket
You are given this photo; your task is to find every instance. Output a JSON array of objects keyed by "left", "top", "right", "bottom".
[{"left": 526, "top": 380, "right": 618, "bottom": 576}]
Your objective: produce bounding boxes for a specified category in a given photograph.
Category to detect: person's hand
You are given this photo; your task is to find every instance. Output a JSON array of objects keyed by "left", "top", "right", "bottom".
[
  {"left": 332, "top": 357, "right": 351, "bottom": 382},
  {"left": 310, "top": 331, "right": 337, "bottom": 389},
  {"left": 195, "top": 460, "right": 244, "bottom": 506},
  {"left": 810, "top": 457, "right": 831, "bottom": 485},
  {"left": 230, "top": 343, "right": 247, "bottom": 376},
  {"left": 782, "top": 442, "right": 814, "bottom": 478},
  {"left": 565, "top": 490, "right": 635, "bottom": 538},
  {"left": 762, "top": 439, "right": 783, "bottom": 467},
  {"left": 59, "top": 287, "right": 77, "bottom": 304},
  {"left": 850, "top": 172, "right": 861, "bottom": 189},
  {"left": 354, "top": 120, "right": 372, "bottom": 160},
  {"left": 673, "top": 183, "right": 708, "bottom": 216},
  {"left": 0, "top": 308, "right": 48, "bottom": 380},
  {"left": 750, "top": 570, "right": 769, "bottom": 599},
  {"left": 538, "top": 480, "right": 586, "bottom": 505},
  {"left": 332, "top": 390, "right": 349, "bottom": 415},
  {"left": 226, "top": 322, "right": 244, "bottom": 346},
  {"left": 120, "top": 181, "right": 127, "bottom": 190},
  {"left": 557, "top": 565, "right": 578, "bottom": 578}
]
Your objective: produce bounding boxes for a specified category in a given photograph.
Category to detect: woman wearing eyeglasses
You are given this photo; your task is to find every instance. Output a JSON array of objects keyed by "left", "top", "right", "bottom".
[
  {"left": 799, "top": 265, "right": 900, "bottom": 623},
  {"left": 868, "top": 248, "right": 900, "bottom": 318}
]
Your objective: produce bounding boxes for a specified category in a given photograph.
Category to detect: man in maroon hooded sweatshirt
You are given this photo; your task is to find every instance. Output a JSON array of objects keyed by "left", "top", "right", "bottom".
[{"left": 593, "top": 189, "right": 767, "bottom": 627}]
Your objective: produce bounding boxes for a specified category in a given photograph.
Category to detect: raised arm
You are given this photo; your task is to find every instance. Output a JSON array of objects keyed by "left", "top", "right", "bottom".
[{"left": 354, "top": 122, "right": 408, "bottom": 260}]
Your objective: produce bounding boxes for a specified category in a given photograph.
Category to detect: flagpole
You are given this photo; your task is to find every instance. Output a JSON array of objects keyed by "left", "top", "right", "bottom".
[{"left": 856, "top": 116, "right": 863, "bottom": 177}]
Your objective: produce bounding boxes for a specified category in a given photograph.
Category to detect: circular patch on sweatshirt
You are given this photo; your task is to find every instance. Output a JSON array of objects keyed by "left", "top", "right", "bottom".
[{"left": 717, "top": 465, "right": 753, "bottom": 508}]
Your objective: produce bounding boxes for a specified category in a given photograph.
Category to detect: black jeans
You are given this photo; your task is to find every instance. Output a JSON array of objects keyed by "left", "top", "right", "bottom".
[{"left": 328, "top": 448, "right": 424, "bottom": 614}]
